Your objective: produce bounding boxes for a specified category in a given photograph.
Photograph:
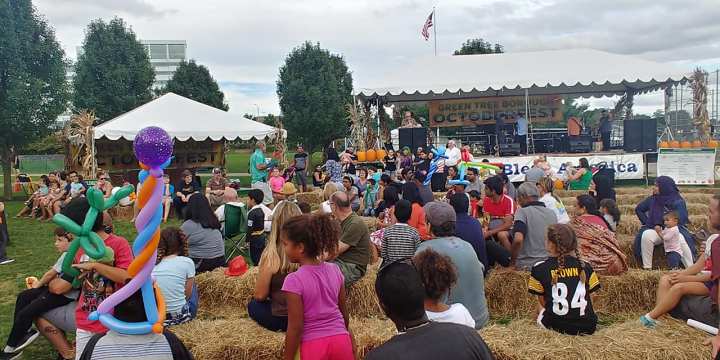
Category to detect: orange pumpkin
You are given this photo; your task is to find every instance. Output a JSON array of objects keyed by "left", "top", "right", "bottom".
[
  {"left": 554, "top": 179, "right": 565, "bottom": 190},
  {"left": 692, "top": 140, "right": 703, "bottom": 148},
  {"left": 669, "top": 140, "right": 680, "bottom": 148},
  {"left": 680, "top": 141, "right": 692, "bottom": 148},
  {"left": 366, "top": 149, "right": 377, "bottom": 162},
  {"left": 708, "top": 140, "right": 719, "bottom": 148},
  {"left": 376, "top": 149, "right": 387, "bottom": 160},
  {"left": 659, "top": 141, "right": 670, "bottom": 148},
  {"left": 356, "top": 151, "right": 367, "bottom": 162}
]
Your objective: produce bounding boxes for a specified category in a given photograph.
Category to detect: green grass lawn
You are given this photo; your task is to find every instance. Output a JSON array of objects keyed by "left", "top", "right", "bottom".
[{"left": 0, "top": 201, "right": 187, "bottom": 359}]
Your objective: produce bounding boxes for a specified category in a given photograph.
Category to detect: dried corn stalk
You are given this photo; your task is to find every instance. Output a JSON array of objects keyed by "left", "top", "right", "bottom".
[
  {"left": 64, "top": 110, "right": 97, "bottom": 178},
  {"left": 690, "top": 68, "right": 710, "bottom": 141}
]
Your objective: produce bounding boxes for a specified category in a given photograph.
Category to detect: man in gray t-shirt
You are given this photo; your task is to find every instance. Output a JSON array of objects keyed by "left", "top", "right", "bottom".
[
  {"left": 416, "top": 202, "right": 489, "bottom": 329},
  {"left": 464, "top": 167, "right": 483, "bottom": 195},
  {"left": 511, "top": 182, "right": 557, "bottom": 270}
]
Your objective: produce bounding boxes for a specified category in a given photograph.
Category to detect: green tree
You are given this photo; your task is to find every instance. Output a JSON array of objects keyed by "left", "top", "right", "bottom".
[
  {"left": 73, "top": 17, "right": 154, "bottom": 124},
  {"left": 160, "top": 60, "right": 228, "bottom": 110},
  {"left": 453, "top": 38, "right": 504, "bottom": 55},
  {"left": 0, "top": 0, "right": 68, "bottom": 199},
  {"left": 277, "top": 42, "right": 353, "bottom": 152}
]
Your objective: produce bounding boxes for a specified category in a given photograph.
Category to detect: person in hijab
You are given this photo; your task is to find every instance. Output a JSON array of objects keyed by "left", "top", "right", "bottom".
[
  {"left": 590, "top": 172, "right": 616, "bottom": 204},
  {"left": 633, "top": 176, "right": 695, "bottom": 269}
]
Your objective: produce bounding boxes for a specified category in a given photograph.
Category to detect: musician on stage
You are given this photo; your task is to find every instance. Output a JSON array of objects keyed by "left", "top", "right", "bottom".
[
  {"left": 598, "top": 110, "right": 613, "bottom": 151},
  {"left": 514, "top": 112, "right": 528, "bottom": 155}
]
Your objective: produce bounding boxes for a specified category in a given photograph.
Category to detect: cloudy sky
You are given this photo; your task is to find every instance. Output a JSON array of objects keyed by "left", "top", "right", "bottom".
[{"left": 34, "top": 0, "right": 720, "bottom": 116}]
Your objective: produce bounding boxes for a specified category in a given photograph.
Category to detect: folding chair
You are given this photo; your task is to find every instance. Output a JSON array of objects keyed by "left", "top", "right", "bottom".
[{"left": 223, "top": 202, "right": 248, "bottom": 261}]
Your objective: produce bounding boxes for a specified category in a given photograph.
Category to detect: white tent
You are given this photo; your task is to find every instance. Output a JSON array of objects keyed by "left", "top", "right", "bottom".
[
  {"left": 94, "top": 93, "right": 281, "bottom": 141},
  {"left": 356, "top": 48, "right": 689, "bottom": 101}
]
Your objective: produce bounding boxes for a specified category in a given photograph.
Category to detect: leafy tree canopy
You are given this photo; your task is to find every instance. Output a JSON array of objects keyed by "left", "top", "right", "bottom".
[
  {"left": 0, "top": 0, "right": 68, "bottom": 198},
  {"left": 160, "top": 60, "right": 228, "bottom": 111},
  {"left": 73, "top": 17, "right": 154, "bottom": 124},
  {"left": 277, "top": 42, "right": 353, "bottom": 152},
  {"left": 453, "top": 38, "right": 504, "bottom": 55}
]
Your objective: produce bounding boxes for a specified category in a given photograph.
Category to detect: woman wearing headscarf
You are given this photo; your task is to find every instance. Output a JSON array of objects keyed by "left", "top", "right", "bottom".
[
  {"left": 590, "top": 172, "right": 616, "bottom": 204},
  {"left": 633, "top": 176, "right": 695, "bottom": 269}
]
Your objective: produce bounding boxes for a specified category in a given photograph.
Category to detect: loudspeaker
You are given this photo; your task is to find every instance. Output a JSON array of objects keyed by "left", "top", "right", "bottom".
[
  {"left": 499, "top": 143, "right": 521, "bottom": 156},
  {"left": 624, "top": 119, "right": 657, "bottom": 152},
  {"left": 398, "top": 128, "right": 427, "bottom": 151},
  {"left": 568, "top": 136, "right": 592, "bottom": 153}
]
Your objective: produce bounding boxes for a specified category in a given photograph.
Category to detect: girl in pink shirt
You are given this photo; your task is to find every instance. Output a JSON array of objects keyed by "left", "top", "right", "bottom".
[
  {"left": 269, "top": 168, "right": 286, "bottom": 202},
  {"left": 281, "top": 214, "right": 354, "bottom": 360}
]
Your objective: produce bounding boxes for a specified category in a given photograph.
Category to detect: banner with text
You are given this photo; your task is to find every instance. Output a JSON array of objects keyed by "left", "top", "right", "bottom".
[
  {"left": 429, "top": 95, "right": 564, "bottom": 127},
  {"left": 657, "top": 148, "right": 716, "bottom": 185},
  {"left": 94, "top": 138, "right": 224, "bottom": 171},
  {"left": 480, "top": 153, "right": 645, "bottom": 182}
]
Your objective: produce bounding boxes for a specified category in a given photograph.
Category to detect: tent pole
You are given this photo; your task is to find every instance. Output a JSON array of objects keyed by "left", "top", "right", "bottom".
[{"left": 524, "top": 88, "right": 532, "bottom": 154}]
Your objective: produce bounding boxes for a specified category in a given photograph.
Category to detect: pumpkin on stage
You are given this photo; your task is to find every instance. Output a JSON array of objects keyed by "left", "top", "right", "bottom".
[
  {"left": 376, "top": 149, "right": 387, "bottom": 160},
  {"left": 669, "top": 140, "right": 681, "bottom": 148},
  {"left": 366, "top": 149, "right": 377, "bottom": 162},
  {"left": 692, "top": 140, "right": 703, "bottom": 148},
  {"left": 658, "top": 141, "right": 670, "bottom": 149},
  {"left": 708, "top": 139, "right": 719, "bottom": 148},
  {"left": 680, "top": 141, "right": 692, "bottom": 148},
  {"left": 357, "top": 150, "right": 367, "bottom": 162}
]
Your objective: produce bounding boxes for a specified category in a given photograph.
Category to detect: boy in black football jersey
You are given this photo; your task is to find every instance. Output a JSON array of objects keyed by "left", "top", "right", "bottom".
[{"left": 528, "top": 224, "right": 601, "bottom": 335}]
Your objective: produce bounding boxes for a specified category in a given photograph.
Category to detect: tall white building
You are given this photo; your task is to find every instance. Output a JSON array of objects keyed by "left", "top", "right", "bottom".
[{"left": 141, "top": 40, "right": 187, "bottom": 89}]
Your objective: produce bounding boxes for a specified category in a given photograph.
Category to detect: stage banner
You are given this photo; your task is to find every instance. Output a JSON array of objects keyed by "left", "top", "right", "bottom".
[
  {"left": 95, "top": 138, "right": 224, "bottom": 171},
  {"left": 429, "top": 95, "right": 564, "bottom": 127},
  {"left": 657, "top": 148, "right": 716, "bottom": 185},
  {"left": 481, "top": 153, "right": 645, "bottom": 182}
]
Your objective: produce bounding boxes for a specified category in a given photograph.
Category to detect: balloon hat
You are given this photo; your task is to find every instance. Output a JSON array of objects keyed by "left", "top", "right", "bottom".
[
  {"left": 448, "top": 161, "right": 501, "bottom": 186},
  {"left": 54, "top": 126, "right": 174, "bottom": 335}
]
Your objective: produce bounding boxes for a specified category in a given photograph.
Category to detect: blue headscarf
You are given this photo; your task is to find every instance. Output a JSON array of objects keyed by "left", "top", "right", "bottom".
[{"left": 649, "top": 176, "right": 682, "bottom": 226}]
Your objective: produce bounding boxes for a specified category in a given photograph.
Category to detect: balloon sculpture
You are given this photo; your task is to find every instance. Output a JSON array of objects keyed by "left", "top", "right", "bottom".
[
  {"left": 55, "top": 126, "right": 174, "bottom": 335},
  {"left": 423, "top": 146, "right": 449, "bottom": 186},
  {"left": 448, "top": 161, "right": 501, "bottom": 186}
]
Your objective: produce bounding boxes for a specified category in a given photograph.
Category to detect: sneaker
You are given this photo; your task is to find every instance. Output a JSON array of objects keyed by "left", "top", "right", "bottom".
[
  {"left": 639, "top": 315, "right": 658, "bottom": 328},
  {"left": 12, "top": 329, "right": 39, "bottom": 352},
  {"left": 0, "top": 258, "right": 14, "bottom": 265},
  {"left": 0, "top": 351, "right": 22, "bottom": 360}
]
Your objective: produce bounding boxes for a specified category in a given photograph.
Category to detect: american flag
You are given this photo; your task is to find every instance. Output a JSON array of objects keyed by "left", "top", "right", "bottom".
[{"left": 421, "top": 10, "right": 434, "bottom": 41}]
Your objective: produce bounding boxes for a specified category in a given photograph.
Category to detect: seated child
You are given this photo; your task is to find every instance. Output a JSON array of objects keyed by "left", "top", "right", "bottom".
[
  {"left": 380, "top": 200, "right": 421, "bottom": 268},
  {"left": 269, "top": 168, "right": 286, "bottom": 203},
  {"left": 152, "top": 227, "right": 195, "bottom": 326},
  {"left": 599, "top": 198, "right": 620, "bottom": 232},
  {"left": 362, "top": 178, "right": 378, "bottom": 217},
  {"left": 660, "top": 212, "right": 691, "bottom": 269},
  {"left": 282, "top": 214, "right": 354, "bottom": 360},
  {"left": 0, "top": 228, "right": 77, "bottom": 358},
  {"left": 468, "top": 190, "right": 481, "bottom": 219},
  {"left": 312, "top": 165, "right": 324, "bottom": 188},
  {"left": 562, "top": 162, "right": 577, "bottom": 182},
  {"left": 162, "top": 174, "right": 174, "bottom": 223},
  {"left": 528, "top": 224, "right": 600, "bottom": 335},
  {"left": 640, "top": 234, "right": 717, "bottom": 328},
  {"left": 414, "top": 248, "right": 475, "bottom": 328}
]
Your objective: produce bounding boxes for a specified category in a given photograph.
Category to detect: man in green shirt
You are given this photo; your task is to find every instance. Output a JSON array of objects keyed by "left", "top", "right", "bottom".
[
  {"left": 249, "top": 141, "right": 272, "bottom": 205},
  {"left": 328, "top": 191, "right": 370, "bottom": 286}
]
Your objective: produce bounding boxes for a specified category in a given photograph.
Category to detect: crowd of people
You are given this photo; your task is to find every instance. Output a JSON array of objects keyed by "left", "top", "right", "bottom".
[{"left": 4, "top": 137, "right": 720, "bottom": 359}]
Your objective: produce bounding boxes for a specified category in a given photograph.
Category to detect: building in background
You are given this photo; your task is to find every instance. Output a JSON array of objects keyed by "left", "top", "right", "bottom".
[{"left": 141, "top": 40, "right": 187, "bottom": 89}]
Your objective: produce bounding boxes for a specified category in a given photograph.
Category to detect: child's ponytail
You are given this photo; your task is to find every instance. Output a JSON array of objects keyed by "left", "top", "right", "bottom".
[{"left": 282, "top": 214, "right": 340, "bottom": 258}]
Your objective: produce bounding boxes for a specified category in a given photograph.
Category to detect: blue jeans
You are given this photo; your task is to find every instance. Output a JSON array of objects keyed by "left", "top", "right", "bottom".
[
  {"left": 249, "top": 234, "right": 266, "bottom": 266},
  {"left": 248, "top": 299, "right": 287, "bottom": 332},
  {"left": 188, "top": 283, "right": 199, "bottom": 318},
  {"left": 633, "top": 225, "right": 696, "bottom": 263}
]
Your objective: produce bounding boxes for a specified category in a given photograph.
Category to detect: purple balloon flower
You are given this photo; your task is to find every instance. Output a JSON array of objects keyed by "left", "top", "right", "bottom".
[{"left": 133, "top": 126, "right": 173, "bottom": 166}]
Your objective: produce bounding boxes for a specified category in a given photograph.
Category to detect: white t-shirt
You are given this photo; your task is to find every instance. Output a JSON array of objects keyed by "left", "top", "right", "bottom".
[
  {"left": 539, "top": 193, "right": 570, "bottom": 224},
  {"left": 445, "top": 147, "right": 462, "bottom": 167},
  {"left": 152, "top": 256, "right": 195, "bottom": 314},
  {"left": 426, "top": 303, "right": 475, "bottom": 328}
]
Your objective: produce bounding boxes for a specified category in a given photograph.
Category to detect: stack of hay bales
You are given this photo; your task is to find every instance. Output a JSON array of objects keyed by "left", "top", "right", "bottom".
[{"left": 295, "top": 190, "right": 322, "bottom": 206}]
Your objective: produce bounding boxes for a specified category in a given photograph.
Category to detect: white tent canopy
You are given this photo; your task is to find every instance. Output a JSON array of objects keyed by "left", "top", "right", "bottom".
[
  {"left": 356, "top": 48, "right": 689, "bottom": 101},
  {"left": 94, "top": 93, "right": 281, "bottom": 141}
]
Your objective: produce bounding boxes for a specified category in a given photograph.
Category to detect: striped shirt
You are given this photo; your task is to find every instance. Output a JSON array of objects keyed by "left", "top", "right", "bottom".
[
  {"left": 88, "top": 332, "right": 173, "bottom": 360},
  {"left": 381, "top": 223, "right": 421, "bottom": 267}
]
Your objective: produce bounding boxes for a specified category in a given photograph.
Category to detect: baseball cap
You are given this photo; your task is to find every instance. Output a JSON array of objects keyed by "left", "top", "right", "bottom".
[{"left": 423, "top": 202, "right": 456, "bottom": 227}]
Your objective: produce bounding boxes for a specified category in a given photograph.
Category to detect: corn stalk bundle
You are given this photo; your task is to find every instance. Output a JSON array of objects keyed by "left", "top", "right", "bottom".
[
  {"left": 270, "top": 116, "right": 288, "bottom": 167},
  {"left": 64, "top": 110, "right": 97, "bottom": 178},
  {"left": 690, "top": 67, "right": 710, "bottom": 141}
]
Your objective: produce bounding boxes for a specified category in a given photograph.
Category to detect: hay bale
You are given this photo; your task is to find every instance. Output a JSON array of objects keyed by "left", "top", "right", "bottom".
[
  {"left": 482, "top": 318, "right": 707, "bottom": 360},
  {"left": 361, "top": 216, "right": 379, "bottom": 232},
  {"left": 433, "top": 192, "right": 446, "bottom": 201},
  {"left": 617, "top": 217, "right": 642, "bottom": 236},
  {"left": 485, "top": 269, "right": 663, "bottom": 319},
  {"left": 555, "top": 190, "right": 591, "bottom": 198},
  {"left": 295, "top": 191, "right": 322, "bottom": 206},
  {"left": 174, "top": 317, "right": 394, "bottom": 360},
  {"left": 197, "top": 264, "right": 384, "bottom": 320}
]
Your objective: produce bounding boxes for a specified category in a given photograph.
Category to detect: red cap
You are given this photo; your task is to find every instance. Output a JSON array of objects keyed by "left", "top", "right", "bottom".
[{"left": 224, "top": 257, "right": 248, "bottom": 277}]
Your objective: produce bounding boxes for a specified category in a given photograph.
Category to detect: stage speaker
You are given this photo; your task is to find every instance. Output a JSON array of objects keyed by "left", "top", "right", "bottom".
[
  {"left": 624, "top": 119, "right": 657, "bottom": 152},
  {"left": 499, "top": 143, "right": 521, "bottom": 156},
  {"left": 568, "top": 136, "right": 592, "bottom": 153},
  {"left": 398, "top": 128, "right": 427, "bottom": 151}
]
